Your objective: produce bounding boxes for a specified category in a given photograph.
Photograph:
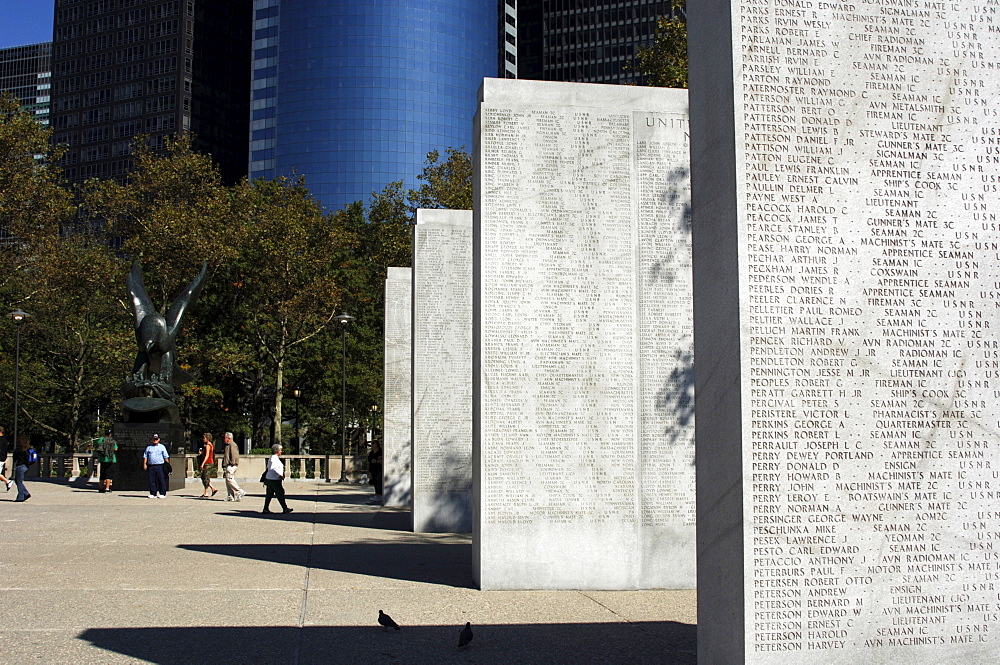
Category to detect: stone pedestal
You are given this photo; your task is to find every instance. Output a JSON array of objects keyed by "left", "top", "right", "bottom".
[{"left": 113, "top": 423, "right": 185, "bottom": 492}]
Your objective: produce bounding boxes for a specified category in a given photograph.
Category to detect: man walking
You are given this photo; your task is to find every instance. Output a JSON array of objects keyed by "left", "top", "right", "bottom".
[{"left": 221, "top": 432, "right": 246, "bottom": 501}]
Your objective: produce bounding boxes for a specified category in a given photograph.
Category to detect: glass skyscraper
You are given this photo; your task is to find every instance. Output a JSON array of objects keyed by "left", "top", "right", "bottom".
[
  {"left": 515, "top": 0, "right": 674, "bottom": 85},
  {"left": 250, "top": 1, "right": 498, "bottom": 211},
  {"left": 49, "top": 0, "right": 251, "bottom": 185},
  {"left": 0, "top": 43, "right": 52, "bottom": 126}
]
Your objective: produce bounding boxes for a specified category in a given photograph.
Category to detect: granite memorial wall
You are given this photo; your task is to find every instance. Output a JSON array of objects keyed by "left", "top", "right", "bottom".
[
  {"left": 690, "top": 0, "right": 1000, "bottom": 661},
  {"left": 473, "top": 78, "right": 695, "bottom": 590},
  {"left": 411, "top": 209, "right": 473, "bottom": 533},
  {"left": 383, "top": 267, "right": 412, "bottom": 507}
]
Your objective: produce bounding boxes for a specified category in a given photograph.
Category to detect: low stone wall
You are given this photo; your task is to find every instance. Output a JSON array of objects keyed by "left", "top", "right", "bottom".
[{"left": 30, "top": 453, "right": 370, "bottom": 483}]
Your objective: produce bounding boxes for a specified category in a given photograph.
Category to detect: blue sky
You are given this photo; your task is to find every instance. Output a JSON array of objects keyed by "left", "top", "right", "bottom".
[{"left": 1, "top": 1, "right": 55, "bottom": 49}]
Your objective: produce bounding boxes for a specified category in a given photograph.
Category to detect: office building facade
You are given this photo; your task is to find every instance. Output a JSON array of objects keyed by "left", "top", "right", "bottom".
[
  {"left": 515, "top": 0, "right": 675, "bottom": 84},
  {"left": 49, "top": 0, "right": 251, "bottom": 184},
  {"left": 0, "top": 42, "right": 52, "bottom": 125},
  {"left": 249, "top": 0, "right": 498, "bottom": 210}
]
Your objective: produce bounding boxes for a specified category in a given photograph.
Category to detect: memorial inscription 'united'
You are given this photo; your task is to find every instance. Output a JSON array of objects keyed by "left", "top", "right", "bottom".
[{"left": 721, "top": 0, "right": 1000, "bottom": 660}]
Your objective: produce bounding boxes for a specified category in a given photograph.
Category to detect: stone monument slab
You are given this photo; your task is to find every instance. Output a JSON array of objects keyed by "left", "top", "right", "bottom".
[
  {"left": 473, "top": 78, "right": 695, "bottom": 590},
  {"left": 113, "top": 422, "right": 184, "bottom": 492},
  {"left": 411, "top": 209, "right": 473, "bottom": 533},
  {"left": 383, "top": 267, "right": 412, "bottom": 507},
  {"left": 690, "top": 1, "right": 1000, "bottom": 661}
]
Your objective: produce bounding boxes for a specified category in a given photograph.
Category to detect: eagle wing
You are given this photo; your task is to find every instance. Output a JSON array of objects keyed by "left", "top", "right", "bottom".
[
  {"left": 125, "top": 261, "right": 156, "bottom": 332},
  {"left": 164, "top": 261, "right": 208, "bottom": 340}
]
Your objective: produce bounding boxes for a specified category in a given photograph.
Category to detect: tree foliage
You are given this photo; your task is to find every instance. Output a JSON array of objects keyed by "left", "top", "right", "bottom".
[
  {"left": 229, "top": 176, "right": 348, "bottom": 445},
  {"left": 0, "top": 106, "right": 477, "bottom": 453},
  {"left": 0, "top": 95, "right": 74, "bottom": 292},
  {"left": 407, "top": 147, "right": 473, "bottom": 211},
  {"left": 633, "top": 1, "right": 688, "bottom": 89},
  {"left": 13, "top": 237, "right": 131, "bottom": 451},
  {"left": 0, "top": 97, "right": 124, "bottom": 451},
  {"left": 83, "top": 134, "right": 237, "bottom": 303}
]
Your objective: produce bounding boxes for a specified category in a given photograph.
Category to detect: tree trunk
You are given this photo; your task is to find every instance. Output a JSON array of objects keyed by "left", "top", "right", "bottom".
[
  {"left": 68, "top": 351, "right": 85, "bottom": 455},
  {"left": 251, "top": 359, "right": 266, "bottom": 447},
  {"left": 273, "top": 355, "right": 284, "bottom": 448},
  {"left": 270, "top": 322, "right": 289, "bottom": 450}
]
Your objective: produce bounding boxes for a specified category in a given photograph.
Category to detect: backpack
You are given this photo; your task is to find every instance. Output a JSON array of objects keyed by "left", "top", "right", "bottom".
[{"left": 99, "top": 436, "right": 116, "bottom": 460}]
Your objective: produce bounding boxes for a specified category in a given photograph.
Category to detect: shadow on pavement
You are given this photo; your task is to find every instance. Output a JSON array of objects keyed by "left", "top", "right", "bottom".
[
  {"left": 178, "top": 540, "right": 474, "bottom": 587},
  {"left": 78, "top": 621, "right": 696, "bottom": 664},
  {"left": 228, "top": 485, "right": 378, "bottom": 506},
  {"left": 215, "top": 507, "right": 413, "bottom": 531}
]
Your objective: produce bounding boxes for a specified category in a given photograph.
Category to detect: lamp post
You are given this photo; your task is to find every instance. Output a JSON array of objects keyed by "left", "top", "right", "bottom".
[
  {"left": 335, "top": 313, "right": 354, "bottom": 482},
  {"left": 9, "top": 310, "right": 29, "bottom": 452},
  {"left": 292, "top": 387, "right": 302, "bottom": 455}
]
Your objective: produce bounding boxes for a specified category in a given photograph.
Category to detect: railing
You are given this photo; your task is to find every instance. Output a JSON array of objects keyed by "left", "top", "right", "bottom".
[{"left": 27, "top": 453, "right": 370, "bottom": 483}]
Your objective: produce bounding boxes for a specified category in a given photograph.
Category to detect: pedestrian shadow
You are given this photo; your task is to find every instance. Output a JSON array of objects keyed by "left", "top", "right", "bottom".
[
  {"left": 178, "top": 539, "right": 474, "bottom": 587},
  {"left": 284, "top": 490, "right": 374, "bottom": 505},
  {"left": 215, "top": 507, "right": 413, "bottom": 531},
  {"left": 77, "top": 621, "right": 697, "bottom": 664}
]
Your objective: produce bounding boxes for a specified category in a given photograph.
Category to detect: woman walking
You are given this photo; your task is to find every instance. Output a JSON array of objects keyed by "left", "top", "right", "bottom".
[
  {"left": 262, "top": 444, "right": 292, "bottom": 515},
  {"left": 12, "top": 436, "right": 32, "bottom": 502},
  {"left": 198, "top": 432, "right": 219, "bottom": 498}
]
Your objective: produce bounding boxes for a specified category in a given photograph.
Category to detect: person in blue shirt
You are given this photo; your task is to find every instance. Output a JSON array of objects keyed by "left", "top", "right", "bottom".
[{"left": 143, "top": 433, "right": 170, "bottom": 499}]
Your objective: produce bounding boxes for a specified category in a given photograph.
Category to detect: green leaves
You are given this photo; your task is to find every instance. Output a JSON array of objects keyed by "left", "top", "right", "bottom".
[
  {"left": 0, "top": 102, "right": 480, "bottom": 453},
  {"left": 408, "top": 147, "right": 473, "bottom": 211},
  {"left": 632, "top": 2, "right": 689, "bottom": 89},
  {"left": 83, "top": 135, "right": 236, "bottom": 306}
]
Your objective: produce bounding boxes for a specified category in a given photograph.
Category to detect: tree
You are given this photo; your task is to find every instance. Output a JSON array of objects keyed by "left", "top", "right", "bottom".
[
  {"left": 13, "top": 237, "right": 131, "bottom": 452},
  {"left": 83, "top": 134, "right": 238, "bottom": 301},
  {"left": 407, "top": 147, "right": 473, "bottom": 211},
  {"left": 632, "top": 1, "right": 688, "bottom": 89},
  {"left": 0, "top": 94, "right": 74, "bottom": 295},
  {"left": 0, "top": 95, "right": 101, "bottom": 450},
  {"left": 228, "top": 176, "right": 349, "bottom": 446}
]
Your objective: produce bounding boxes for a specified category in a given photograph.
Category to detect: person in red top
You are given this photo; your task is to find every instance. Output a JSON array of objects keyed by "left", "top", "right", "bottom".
[{"left": 198, "top": 432, "right": 218, "bottom": 498}]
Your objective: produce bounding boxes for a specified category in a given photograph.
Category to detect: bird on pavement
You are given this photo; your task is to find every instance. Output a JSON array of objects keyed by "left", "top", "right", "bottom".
[
  {"left": 379, "top": 610, "right": 400, "bottom": 631},
  {"left": 458, "top": 622, "right": 474, "bottom": 648}
]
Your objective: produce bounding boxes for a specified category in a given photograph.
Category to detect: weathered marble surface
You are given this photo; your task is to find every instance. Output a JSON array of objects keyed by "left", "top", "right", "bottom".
[
  {"left": 690, "top": 0, "right": 1000, "bottom": 661},
  {"left": 383, "top": 267, "right": 412, "bottom": 508},
  {"left": 412, "top": 209, "right": 473, "bottom": 533},
  {"left": 473, "top": 78, "right": 694, "bottom": 590}
]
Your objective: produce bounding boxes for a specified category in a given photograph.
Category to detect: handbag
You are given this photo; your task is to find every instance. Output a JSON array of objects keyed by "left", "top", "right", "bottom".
[{"left": 164, "top": 461, "right": 172, "bottom": 475}]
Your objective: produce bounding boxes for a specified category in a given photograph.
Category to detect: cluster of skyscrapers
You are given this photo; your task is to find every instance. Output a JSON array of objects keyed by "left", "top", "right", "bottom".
[{"left": 0, "top": 0, "right": 675, "bottom": 210}]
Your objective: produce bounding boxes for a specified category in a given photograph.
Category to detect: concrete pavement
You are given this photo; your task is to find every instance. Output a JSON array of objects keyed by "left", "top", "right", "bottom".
[{"left": 0, "top": 479, "right": 697, "bottom": 664}]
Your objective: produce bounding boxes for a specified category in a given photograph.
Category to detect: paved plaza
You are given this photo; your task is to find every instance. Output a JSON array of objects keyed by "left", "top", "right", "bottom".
[{"left": 1, "top": 479, "right": 697, "bottom": 664}]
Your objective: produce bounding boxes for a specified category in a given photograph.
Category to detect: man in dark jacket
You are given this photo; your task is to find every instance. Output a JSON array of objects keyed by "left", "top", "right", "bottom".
[{"left": 0, "top": 426, "right": 12, "bottom": 492}]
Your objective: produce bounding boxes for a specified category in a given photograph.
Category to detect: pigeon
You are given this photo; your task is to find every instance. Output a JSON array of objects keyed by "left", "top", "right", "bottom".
[
  {"left": 458, "top": 621, "right": 474, "bottom": 648},
  {"left": 378, "top": 610, "right": 400, "bottom": 631}
]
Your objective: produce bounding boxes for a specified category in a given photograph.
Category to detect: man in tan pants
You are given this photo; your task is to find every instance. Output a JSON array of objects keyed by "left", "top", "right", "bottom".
[{"left": 222, "top": 432, "right": 246, "bottom": 501}]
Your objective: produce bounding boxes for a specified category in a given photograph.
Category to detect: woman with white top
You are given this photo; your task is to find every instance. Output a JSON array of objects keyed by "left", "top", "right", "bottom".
[{"left": 262, "top": 443, "right": 292, "bottom": 514}]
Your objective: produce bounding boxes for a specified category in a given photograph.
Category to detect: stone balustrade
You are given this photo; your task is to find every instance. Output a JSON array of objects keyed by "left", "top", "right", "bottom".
[{"left": 25, "top": 453, "right": 369, "bottom": 483}]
